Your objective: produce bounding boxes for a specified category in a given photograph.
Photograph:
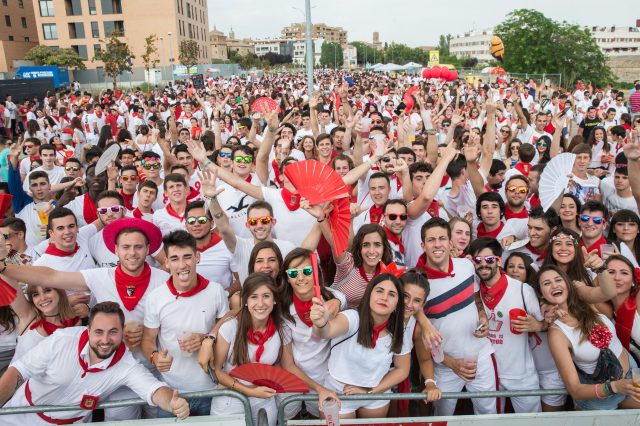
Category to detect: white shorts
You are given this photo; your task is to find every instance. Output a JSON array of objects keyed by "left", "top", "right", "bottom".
[
  {"left": 538, "top": 370, "right": 567, "bottom": 407},
  {"left": 211, "top": 393, "right": 277, "bottom": 426},
  {"left": 324, "top": 374, "right": 390, "bottom": 415},
  {"left": 499, "top": 375, "right": 541, "bottom": 413}
]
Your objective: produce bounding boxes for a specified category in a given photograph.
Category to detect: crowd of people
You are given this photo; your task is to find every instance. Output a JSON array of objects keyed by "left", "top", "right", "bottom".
[{"left": 0, "top": 70, "right": 639, "bottom": 425}]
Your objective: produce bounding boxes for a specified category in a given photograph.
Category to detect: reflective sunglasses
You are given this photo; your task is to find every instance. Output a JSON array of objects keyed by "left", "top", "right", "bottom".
[
  {"left": 385, "top": 213, "right": 407, "bottom": 221},
  {"left": 507, "top": 185, "right": 528, "bottom": 194},
  {"left": 234, "top": 155, "right": 253, "bottom": 164},
  {"left": 580, "top": 214, "right": 604, "bottom": 225},
  {"left": 247, "top": 216, "right": 273, "bottom": 226},
  {"left": 381, "top": 157, "right": 392, "bottom": 163},
  {"left": 142, "top": 162, "right": 161, "bottom": 170},
  {"left": 120, "top": 175, "right": 138, "bottom": 182},
  {"left": 186, "top": 215, "right": 209, "bottom": 225},
  {"left": 1, "top": 232, "right": 10, "bottom": 240},
  {"left": 97, "top": 205, "right": 125, "bottom": 215},
  {"left": 286, "top": 266, "right": 313, "bottom": 279},
  {"left": 219, "top": 152, "right": 232, "bottom": 158},
  {"left": 65, "top": 166, "right": 80, "bottom": 171},
  {"left": 472, "top": 255, "right": 498, "bottom": 265},
  {"left": 536, "top": 141, "right": 548, "bottom": 147}
]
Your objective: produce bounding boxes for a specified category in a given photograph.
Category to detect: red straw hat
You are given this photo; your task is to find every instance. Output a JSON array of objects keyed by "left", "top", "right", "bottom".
[{"left": 103, "top": 217, "right": 162, "bottom": 254}]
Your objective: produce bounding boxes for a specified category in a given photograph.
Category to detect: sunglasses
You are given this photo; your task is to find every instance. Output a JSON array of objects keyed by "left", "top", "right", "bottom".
[
  {"left": 120, "top": 175, "right": 138, "bottom": 182},
  {"left": 580, "top": 214, "right": 604, "bottom": 225},
  {"left": 237, "top": 125, "right": 247, "bottom": 130},
  {"left": 219, "top": 152, "right": 232, "bottom": 158},
  {"left": 381, "top": 157, "right": 392, "bottom": 163},
  {"left": 97, "top": 205, "right": 124, "bottom": 215},
  {"left": 371, "top": 120, "right": 383, "bottom": 124},
  {"left": 385, "top": 213, "right": 407, "bottom": 221},
  {"left": 536, "top": 141, "right": 548, "bottom": 147},
  {"left": 286, "top": 266, "right": 313, "bottom": 279},
  {"left": 507, "top": 185, "right": 528, "bottom": 194},
  {"left": 24, "top": 144, "right": 35, "bottom": 149},
  {"left": 143, "top": 162, "right": 161, "bottom": 170},
  {"left": 186, "top": 215, "right": 209, "bottom": 225},
  {"left": 65, "top": 166, "right": 80, "bottom": 171},
  {"left": 442, "top": 123, "right": 450, "bottom": 128},
  {"left": 234, "top": 156, "right": 253, "bottom": 163},
  {"left": 1, "top": 232, "right": 10, "bottom": 240},
  {"left": 500, "top": 129, "right": 510, "bottom": 134},
  {"left": 246, "top": 216, "right": 273, "bottom": 226},
  {"left": 472, "top": 255, "right": 498, "bottom": 265}
]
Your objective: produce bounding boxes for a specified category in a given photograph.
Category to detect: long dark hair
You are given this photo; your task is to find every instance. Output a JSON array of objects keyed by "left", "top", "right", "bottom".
[
  {"left": 543, "top": 227, "right": 592, "bottom": 286},
  {"left": 351, "top": 224, "right": 393, "bottom": 268},
  {"left": 280, "top": 248, "right": 335, "bottom": 324},
  {"left": 356, "top": 273, "right": 404, "bottom": 353},
  {"left": 505, "top": 252, "right": 536, "bottom": 284},
  {"left": 604, "top": 254, "right": 638, "bottom": 294},
  {"left": 97, "top": 124, "right": 113, "bottom": 150},
  {"left": 248, "top": 241, "right": 283, "bottom": 288},
  {"left": 537, "top": 265, "right": 601, "bottom": 342},
  {"left": 609, "top": 209, "right": 640, "bottom": 261},
  {"left": 0, "top": 306, "right": 16, "bottom": 334},
  {"left": 231, "top": 273, "right": 285, "bottom": 366}
]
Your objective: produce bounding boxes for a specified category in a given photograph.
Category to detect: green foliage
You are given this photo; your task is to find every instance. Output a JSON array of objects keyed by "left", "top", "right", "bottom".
[
  {"left": 229, "top": 51, "right": 262, "bottom": 70},
  {"left": 178, "top": 39, "right": 199, "bottom": 73},
  {"left": 320, "top": 42, "right": 344, "bottom": 68},
  {"left": 462, "top": 57, "right": 479, "bottom": 68},
  {"left": 494, "top": 9, "right": 613, "bottom": 86},
  {"left": 382, "top": 43, "right": 426, "bottom": 65},
  {"left": 24, "top": 45, "right": 54, "bottom": 65},
  {"left": 24, "top": 46, "right": 86, "bottom": 69},
  {"left": 438, "top": 34, "right": 452, "bottom": 57},
  {"left": 141, "top": 34, "right": 159, "bottom": 71},
  {"left": 351, "top": 41, "right": 381, "bottom": 66},
  {"left": 94, "top": 31, "right": 135, "bottom": 89}
]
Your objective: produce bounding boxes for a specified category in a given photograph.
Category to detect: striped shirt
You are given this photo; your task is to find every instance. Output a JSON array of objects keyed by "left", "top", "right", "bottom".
[
  {"left": 630, "top": 90, "right": 640, "bottom": 114},
  {"left": 331, "top": 252, "right": 375, "bottom": 309}
]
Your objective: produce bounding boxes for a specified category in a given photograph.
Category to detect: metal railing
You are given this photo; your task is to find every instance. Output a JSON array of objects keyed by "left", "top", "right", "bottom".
[
  {"left": 277, "top": 389, "right": 568, "bottom": 425},
  {"left": 0, "top": 389, "right": 254, "bottom": 426}
]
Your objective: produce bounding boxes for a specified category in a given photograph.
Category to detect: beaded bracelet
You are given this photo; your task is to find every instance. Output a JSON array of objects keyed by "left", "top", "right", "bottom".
[{"left": 594, "top": 384, "right": 605, "bottom": 399}]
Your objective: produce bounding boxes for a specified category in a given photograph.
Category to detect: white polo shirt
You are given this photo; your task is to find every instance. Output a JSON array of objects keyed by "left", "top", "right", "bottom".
[{"left": 152, "top": 206, "right": 186, "bottom": 236}]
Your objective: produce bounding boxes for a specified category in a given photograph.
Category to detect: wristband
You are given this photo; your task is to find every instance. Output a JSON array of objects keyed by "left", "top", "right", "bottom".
[
  {"left": 604, "top": 380, "right": 615, "bottom": 395},
  {"left": 203, "top": 334, "right": 216, "bottom": 342},
  {"left": 317, "top": 320, "right": 329, "bottom": 329},
  {"left": 150, "top": 350, "right": 159, "bottom": 365},
  {"left": 202, "top": 159, "right": 212, "bottom": 169},
  {"left": 594, "top": 384, "right": 604, "bottom": 399},
  {"left": 424, "top": 378, "right": 437, "bottom": 387}
]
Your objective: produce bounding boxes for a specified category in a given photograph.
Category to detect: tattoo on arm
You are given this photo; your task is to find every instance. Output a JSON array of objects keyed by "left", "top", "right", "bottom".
[
  {"left": 474, "top": 292, "right": 485, "bottom": 314},
  {"left": 15, "top": 372, "right": 24, "bottom": 390}
]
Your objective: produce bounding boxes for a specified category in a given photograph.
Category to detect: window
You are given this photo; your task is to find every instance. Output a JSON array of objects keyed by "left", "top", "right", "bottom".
[
  {"left": 93, "top": 44, "right": 102, "bottom": 56},
  {"left": 71, "top": 44, "right": 88, "bottom": 60},
  {"left": 103, "top": 20, "right": 124, "bottom": 35},
  {"left": 1, "top": 0, "right": 7, "bottom": 6},
  {"left": 5, "top": 15, "right": 10, "bottom": 27},
  {"left": 24, "top": 36, "right": 30, "bottom": 42},
  {"left": 39, "top": 0, "right": 54, "bottom": 17},
  {"left": 18, "top": 0, "right": 24, "bottom": 7},
  {"left": 88, "top": 0, "right": 96, "bottom": 15},
  {"left": 21, "top": 17, "right": 27, "bottom": 28},
  {"left": 42, "top": 23, "right": 58, "bottom": 40},
  {"left": 64, "top": 0, "right": 82, "bottom": 16},
  {"left": 8, "top": 35, "right": 14, "bottom": 41},
  {"left": 91, "top": 21, "right": 99, "bottom": 38},
  {"left": 100, "top": 0, "right": 122, "bottom": 14},
  {"left": 68, "top": 22, "right": 85, "bottom": 39}
]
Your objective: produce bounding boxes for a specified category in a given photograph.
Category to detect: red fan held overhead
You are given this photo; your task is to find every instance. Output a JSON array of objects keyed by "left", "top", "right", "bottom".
[
  {"left": 251, "top": 97, "right": 280, "bottom": 114},
  {"left": 403, "top": 86, "right": 420, "bottom": 113},
  {"left": 283, "top": 160, "right": 350, "bottom": 205},
  {"left": 310, "top": 252, "right": 322, "bottom": 300},
  {"left": 329, "top": 197, "right": 351, "bottom": 257},
  {"left": 229, "top": 363, "right": 309, "bottom": 393},
  {"left": 0, "top": 278, "right": 17, "bottom": 307}
]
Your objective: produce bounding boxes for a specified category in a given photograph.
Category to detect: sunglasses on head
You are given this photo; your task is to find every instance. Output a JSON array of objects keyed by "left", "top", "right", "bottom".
[
  {"left": 97, "top": 205, "right": 124, "bottom": 215},
  {"left": 120, "top": 175, "right": 138, "bottom": 182},
  {"left": 65, "top": 166, "right": 80, "bottom": 171},
  {"left": 472, "top": 255, "right": 498, "bottom": 265},
  {"left": 246, "top": 216, "right": 273, "bottom": 226},
  {"left": 286, "top": 266, "right": 313, "bottom": 279},
  {"left": 507, "top": 185, "right": 528, "bottom": 194},
  {"left": 580, "top": 214, "right": 604, "bottom": 225},
  {"left": 385, "top": 213, "right": 407, "bottom": 221},
  {"left": 219, "top": 152, "right": 232, "bottom": 158},
  {"left": 142, "top": 162, "right": 161, "bottom": 170},
  {"left": 186, "top": 215, "right": 209, "bottom": 225},
  {"left": 234, "top": 155, "right": 253, "bottom": 163}
]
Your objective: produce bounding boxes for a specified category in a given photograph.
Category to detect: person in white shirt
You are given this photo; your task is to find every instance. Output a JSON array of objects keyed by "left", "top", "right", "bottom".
[
  {"left": 22, "top": 144, "right": 66, "bottom": 192},
  {"left": 0, "top": 302, "right": 190, "bottom": 425},
  {"left": 153, "top": 173, "right": 188, "bottom": 235}
]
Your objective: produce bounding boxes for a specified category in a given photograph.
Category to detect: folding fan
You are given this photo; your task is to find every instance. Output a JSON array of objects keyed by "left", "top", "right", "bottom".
[
  {"left": 251, "top": 97, "right": 280, "bottom": 114},
  {"left": 229, "top": 363, "right": 309, "bottom": 393},
  {"left": 283, "top": 160, "right": 350, "bottom": 205},
  {"left": 310, "top": 252, "right": 322, "bottom": 300},
  {"left": 0, "top": 194, "right": 13, "bottom": 225},
  {"left": 380, "top": 262, "right": 406, "bottom": 279},
  {"left": 329, "top": 197, "right": 351, "bottom": 257},
  {"left": 0, "top": 278, "right": 17, "bottom": 307},
  {"left": 95, "top": 144, "right": 121, "bottom": 176},
  {"left": 539, "top": 153, "right": 576, "bottom": 212},
  {"left": 403, "top": 86, "right": 420, "bottom": 112}
]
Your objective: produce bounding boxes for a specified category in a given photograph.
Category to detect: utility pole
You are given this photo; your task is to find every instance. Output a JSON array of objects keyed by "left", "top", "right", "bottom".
[{"left": 304, "top": 0, "right": 313, "bottom": 98}]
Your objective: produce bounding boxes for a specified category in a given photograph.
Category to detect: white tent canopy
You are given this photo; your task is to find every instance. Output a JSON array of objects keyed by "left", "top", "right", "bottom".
[
  {"left": 402, "top": 62, "right": 422, "bottom": 70},
  {"left": 374, "top": 63, "right": 404, "bottom": 72}
]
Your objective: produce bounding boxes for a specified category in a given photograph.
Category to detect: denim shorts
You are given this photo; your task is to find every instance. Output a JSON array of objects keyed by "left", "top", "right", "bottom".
[{"left": 574, "top": 370, "right": 631, "bottom": 410}]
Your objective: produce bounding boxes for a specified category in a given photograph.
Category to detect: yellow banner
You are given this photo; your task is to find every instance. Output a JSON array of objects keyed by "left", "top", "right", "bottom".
[{"left": 428, "top": 50, "right": 440, "bottom": 66}]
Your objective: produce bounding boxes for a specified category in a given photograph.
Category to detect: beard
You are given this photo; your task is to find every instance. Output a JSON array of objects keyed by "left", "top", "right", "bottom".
[{"left": 90, "top": 342, "right": 120, "bottom": 360}]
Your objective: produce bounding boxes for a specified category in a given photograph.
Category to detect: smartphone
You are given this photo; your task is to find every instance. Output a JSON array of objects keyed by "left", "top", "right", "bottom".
[{"left": 475, "top": 323, "right": 485, "bottom": 333}]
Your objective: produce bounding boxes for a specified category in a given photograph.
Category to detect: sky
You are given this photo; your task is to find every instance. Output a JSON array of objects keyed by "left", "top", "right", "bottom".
[{"left": 207, "top": 0, "right": 637, "bottom": 46}]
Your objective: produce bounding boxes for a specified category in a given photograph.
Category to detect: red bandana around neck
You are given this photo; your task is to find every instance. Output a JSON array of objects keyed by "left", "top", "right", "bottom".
[
  {"left": 581, "top": 235, "right": 607, "bottom": 258},
  {"left": 358, "top": 263, "right": 381, "bottom": 282},
  {"left": 166, "top": 274, "right": 209, "bottom": 299},
  {"left": 30, "top": 316, "right": 78, "bottom": 336},
  {"left": 280, "top": 187, "right": 301, "bottom": 211},
  {"left": 384, "top": 227, "right": 405, "bottom": 254},
  {"left": 371, "top": 320, "right": 389, "bottom": 348},
  {"left": 525, "top": 242, "right": 546, "bottom": 262},
  {"left": 77, "top": 329, "right": 126, "bottom": 378},
  {"left": 426, "top": 200, "right": 440, "bottom": 218},
  {"left": 196, "top": 232, "right": 222, "bottom": 252},
  {"left": 477, "top": 221, "right": 505, "bottom": 239},
  {"left": 120, "top": 191, "right": 134, "bottom": 211},
  {"left": 44, "top": 243, "right": 79, "bottom": 257},
  {"left": 165, "top": 203, "right": 185, "bottom": 221},
  {"left": 369, "top": 205, "right": 383, "bottom": 224},
  {"left": 292, "top": 294, "right": 313, "bottom": 327},
  {"left": 415, "top": 254, "right": 455, "bottom": 279},
  {"left": 504, "top": 204, "right": 528, "bottom": 220},
  {"left": 247, "top": 316, "right": 277, "bottom": 362},
  {"left": 479, "top": 272, "right": 509, "bottom": 310},
  {"left": 83, "top": 193, "right": 98, "bottom": 224},
  {"left": 514, "top": 162, "right": 531, "bottom": 177},
  {"left": 115, "top": 263, "right": 152, "bottom": 311},
  {"left": 615, "top": 290, "right": 638, "bottom": 349},
  {"left": 132, "top": 207, "right": 153, "bottom": 219}
]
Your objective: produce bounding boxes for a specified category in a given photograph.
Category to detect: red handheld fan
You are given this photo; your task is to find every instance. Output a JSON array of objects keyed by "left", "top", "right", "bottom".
[
  {"left": 283, "top": 160, "right": 350, "bottom": 205},
  {"left": 251, "top": 97, "right": 280, "bottom": 114},
  {"left": 229, "top": 363, "right": 309, "bottom": 393},
  {"left": 329, "top": 197, "right": 351, "bottom": 257}
]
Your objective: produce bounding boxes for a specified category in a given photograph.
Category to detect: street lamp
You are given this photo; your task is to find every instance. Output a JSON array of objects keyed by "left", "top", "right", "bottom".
[
  {"left": 167, "top": 31, "right": 174, "bottom": 79},
  {"left": 293, "top": 3, "right": 314, "bottom": 98},
  {"left": 159, "top": 36, "right": 165, "bottom": 80}
]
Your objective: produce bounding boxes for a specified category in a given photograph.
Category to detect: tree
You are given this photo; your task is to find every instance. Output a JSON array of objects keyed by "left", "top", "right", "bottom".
[
  {"left": 141, "top": 34, "right": 160, "bottom": 81},
  {"left": 438, "top": 34, "right": 452, "bottom": 57},
  {"left": 178, "top": 39, "right": 199, "bottom": 75},
  {"left": 94, "top": 31, "right": 135, "bottom": 90},
  {"left": 495, "top": 9, "right": 613, "bottom": 86},
  {"left": 382, "top": 43, "right": 427, "bottom": 65},
  {"left": 351, "top": 41, "right": 381, "bottom": 66},
  {"left": 46, "top": 48, "right": 86, "bottom": 70},
  {"left": 319, "top": 42, "right": 344, "bottom": 68},
  {"left": 24, "top": 45, "right": 54, "bottom": 65},
  {"left": 262, "top": 52, "right": 292, "bottom": 66},
  {"left": 462, "top": 57, "right": 479, "bottom": 68}
]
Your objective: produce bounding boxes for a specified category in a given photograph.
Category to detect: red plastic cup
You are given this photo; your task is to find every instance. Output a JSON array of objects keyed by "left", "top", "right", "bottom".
[{"left": 509, "top": 308, "right": 527, "bottom": 335}]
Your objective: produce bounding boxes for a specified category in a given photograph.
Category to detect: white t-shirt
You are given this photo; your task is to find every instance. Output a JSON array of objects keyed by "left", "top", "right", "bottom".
[
  {"left": 261, "top": 187, "right": 315, "bottom": 246},
  {"left": 23, "top": 166, "right": 66, "bottom": 192},
  {"left": 231, "top": 237, "right": 296, "bottom": 285},
  {"left": 16, "top": 201, "right": 47, "bottom": 248},
  {"left": 152, "top": 206, "right": 186, "bottom": 236},
  {"left": 215, "top": 175, "right": 260, "bottom": 239},
  {"left": 196, "top": 239, "right": 235, "bottom": 289},
  {"left": 600, "top": 176, "right": 638, "bottom": 215}
]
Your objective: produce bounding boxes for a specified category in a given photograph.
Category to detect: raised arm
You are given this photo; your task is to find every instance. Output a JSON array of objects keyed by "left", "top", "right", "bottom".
[
  {"left": 623, "top": 143, "right": 640, "bottom": 209},
  {"left": 201, "top": 170, "right": 236, "bottom": 253},
  {"left": 464, "top": 138, "right": 488, "bottom": 198},
  {"left": 408, "top": 144, "right": 458, "bottom": 219},
  {"left": 255, "top": 110, "right": 279, "bottom": 186},
  {"left": 550, "top": 113, "right": 566, "bottom": 158},
  {"left": 479, "top": 103, "right": 497, "bottom": 176},
  {"left": 309, "top": 93, "right": 321, "bottom": 138}
]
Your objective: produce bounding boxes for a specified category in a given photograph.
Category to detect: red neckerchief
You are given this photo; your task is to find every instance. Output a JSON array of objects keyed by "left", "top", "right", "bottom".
[
  {"left": 186, "top": 186, "right": 200, "bottom": 202},
  {"left": 95, "top": 111, "right": 103, "bottom": 119},
  {"left": 426, "top": 200, "right": 440, "bottom": 218},
  {"left": 281, "top": 187, "right": 301, "bottom": 211},
  {"left": 292, "top": 294, "right": 313, "bottom": 327},
  {"left": 504, "top": 204, "right": 528, "bottom": 220},
  {"left": 394, "top": 176, "right": 402, "bottom": 192},
  {"left": 480, "top": 272, "right": 509, "bottom": 310},
  {"left": 196, "top": 232, "right": 222, "bottom": 252},
  {"left": 132, "top": 207, "right": 153, "bottom": 219},
  {"left": 165, "top": 204, "right": 185, "bottom": 221},
  {"left": 271, "top": 160, "right": 283, "bottom": 187},
  {"left": 615, "top": 289, "right": 638, "bottom": 350},
  {"left": 525, "top": 243, "right": 546, "bottom": 262},
  {"left": 77, "top": 329, "right": 126, "bottom": 378},
  {"left": 120, "top": 191, "right": 134, "bottom": 211},
  {"left": 514, "top": 162, "right": 531, "bottom": 177},
  {"left": 247, "top": 316, "right": 277, "bottom": 362},
  {"left": 44, "top": 243, "right": 79, "bottom": 257},
  {"left": 245, "top": 174, "right": 253, "bottom": 183},
  {"left": 115, "top": 263, "right": 151, "bottom": 311},
  {"left": 369, "top": 204, "right": 383, "bottom": 224},
  {"left": 83, "top": 193, "right": 98, "bottom": 224},
  {"left": 384, "top": 226, "right": 405, "bottom": 254},
  {"left": 29, "top": 316, "right": 78, "bottom": 336},
  {"left": 415, "top": 254, "right": 455, "bottom": 279},
  {"left": 372, "top": 320, "right": 389, "bottom": 348},
  {"left": 477, "top": 221, "right": 505, "bottom": 239},
  {"left": 358, "top": 263, "right": 381, "bottom": 282},
  {"left": 580, "top": 235, "right": 607, "bottom": 258},
  {"left": 484, "top": 183, "right": 499, "bottom": 193},
  {"left": 529, "top": 193, "right": 541, "bottom": 208},
  {"left": 166, "top": 274, "right": 209, "bottom": 299},
  {"left": 439, "top": 174, "right": 450, "bottom": 188}
]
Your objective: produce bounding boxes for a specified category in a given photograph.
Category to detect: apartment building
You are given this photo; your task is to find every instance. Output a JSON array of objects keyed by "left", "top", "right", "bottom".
[
  {"left": 0, "top": 0, "right": 39, "bottom": 72},
  {"left": 281, "top": 22, "right": 347, "bottom": 46},
  {"left": 32, "top": 0, "right": 209, "bottom": 69},
  {"left": 449, "top": 28, "right": 493, "bottom": 62},
  {"left": 589, "top": 20, "right": 640, "bottom": 57}
]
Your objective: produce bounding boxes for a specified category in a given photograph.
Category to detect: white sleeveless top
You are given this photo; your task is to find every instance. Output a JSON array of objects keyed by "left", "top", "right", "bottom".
[{"left": 12, "top": 327, "right": 46, "bottom": 362}]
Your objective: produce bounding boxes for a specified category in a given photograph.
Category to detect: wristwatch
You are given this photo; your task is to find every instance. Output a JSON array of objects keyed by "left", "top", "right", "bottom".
[{"left": 203, "top": 334, "right": 216, "bottom": 343}]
